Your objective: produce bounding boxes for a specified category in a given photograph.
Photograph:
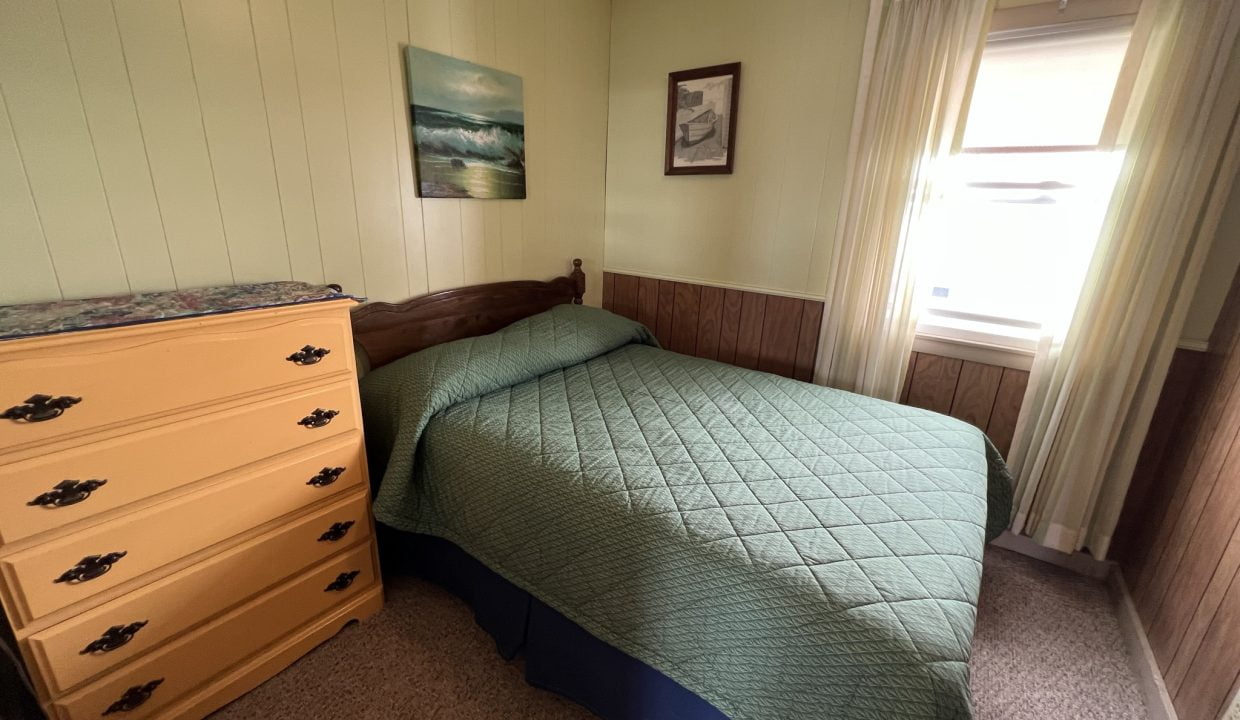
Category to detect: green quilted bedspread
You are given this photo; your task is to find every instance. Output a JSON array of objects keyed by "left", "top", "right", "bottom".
[{"left": 361, "top": 304, "right": 1013, "bottom": 720}]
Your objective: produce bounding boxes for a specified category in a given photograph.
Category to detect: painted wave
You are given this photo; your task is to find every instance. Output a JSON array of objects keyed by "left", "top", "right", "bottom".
[{"left": 412, "top": 105, "right": 524, "bottom": 168}]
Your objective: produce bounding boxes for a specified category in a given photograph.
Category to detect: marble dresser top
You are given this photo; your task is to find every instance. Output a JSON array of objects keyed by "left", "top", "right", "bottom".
[{"left": 0, "top": 282, "right": 361, "bottom": 341}]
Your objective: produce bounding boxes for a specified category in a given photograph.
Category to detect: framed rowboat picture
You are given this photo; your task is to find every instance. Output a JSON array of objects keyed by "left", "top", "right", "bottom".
[{"left": 665, "top": 62, "right": 740, "bottom": 175}]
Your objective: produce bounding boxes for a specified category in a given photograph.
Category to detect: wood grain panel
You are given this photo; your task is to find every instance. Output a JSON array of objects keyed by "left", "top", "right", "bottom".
[
  {"left": 716, "top": 289, "right": 744, "bottom": 365},
  {"left": 612, "top": 274, "right": 639, "bottom": 321},
  {"left": 601, "top": 271, "right": 615, "bottom": 310},
  {"left": 599, "top": 273, "right": 822, "bottom": 381},
  {"left": 986, "top": 368, "right": 1030, "bottom": 457},
  {"left": 1133, "top": 343, "right": 1240, "bottom": 612},
  {"left": 1173, "top": 564, "right": 1240, "bottom": 720},
  {"left": 669, "top": 283, "right": 701, "bottom": 355},
  {"left": 1112, "top": 349, "right": 1208, "bottom": 571},
  {"left": 757, "top": 296, "right": 803, "bottom": 378},
  {"left": 637, "top": 276, "right": 660, "bottom": 332},
  {"left": 655, "top": 280, "right": 675, "bottom": 348},
  {"left": 1154, "top": 422, "right": 1240, "bottom": 687},
  {"left": 1165, "top": 485, "right": 1240, "bottom": 696},
  {"left": 603, "top": 276, "right": 1028, "bottom": 457},
  {"left": 696, "top": 286, "right": 725, "bottom": 360},
  {"left": 900, "top": 352, "right": 919, "bottom": 404},
  {"left": 905, "top": 354, "right": 963, "bottom": 415},
  {"left": 1130, "top": 265, "right": 1240, "bottom": 609},
  {"left": 794, "top": 301, "right": 824, "bottom": 382},
  {"left": 1114, "top": 265, "right": 1240, "bottom": 720},
  {"left": 1136, "top": 329, "right": 1240, "bottom": 622},
  {"left": 950, "top": 361, "right": 1004, "bottom": 429},
  {"left": 734, "top": 292, "right": 768, "bottom": 370}
]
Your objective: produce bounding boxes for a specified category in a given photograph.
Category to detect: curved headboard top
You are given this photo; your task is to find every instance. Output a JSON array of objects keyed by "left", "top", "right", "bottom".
[{"left": 351, "top": 258, "right": 586, "bottom": 370}]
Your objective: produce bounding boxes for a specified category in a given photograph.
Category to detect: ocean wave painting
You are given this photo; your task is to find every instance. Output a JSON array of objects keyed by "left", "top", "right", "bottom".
[{"left": 406, "top": 46, "right": 525, "bottom": 199}]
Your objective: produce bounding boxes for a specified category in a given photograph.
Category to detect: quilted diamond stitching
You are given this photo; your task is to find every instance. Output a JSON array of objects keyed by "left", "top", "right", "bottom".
[{"left": 361, "top": 305, "right": 1012, "bottom": 720}]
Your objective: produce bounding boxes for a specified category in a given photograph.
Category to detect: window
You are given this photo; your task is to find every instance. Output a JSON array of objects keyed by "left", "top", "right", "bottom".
[{"left": 915, "top": 18, "right": 1134, "bottom": 351}]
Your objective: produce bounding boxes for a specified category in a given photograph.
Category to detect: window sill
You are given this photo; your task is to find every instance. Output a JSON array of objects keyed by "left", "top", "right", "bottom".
[{"left": 914, "top": 322, "right": 1036, "bottom": 371}]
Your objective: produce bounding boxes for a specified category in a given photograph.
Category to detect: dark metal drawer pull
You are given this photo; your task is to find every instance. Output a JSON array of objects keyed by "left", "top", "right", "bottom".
[
  {"left": 306, "top": 467, "right": 345, "bottom": 488},
  {"left": 55, "top": 551, "right": 127, "bottom": 584},
  {"left": 81, "top": 621, "right": 148, "bottom": 655},
  {"left": 29, "top": 479, "right": 107, "bottom": 508},
  {"left": 297, "top": 408, "right": 338, "bottom": 428},
  {"left": 3, "top": 394, "right": 81, "bottom": 423},
  {"left": 325, "top": 570, "right": 360, "bottom": 592},
  {"left": 103, "top": 678, "right": 163, "bottom": 715},
  {"left": 317, "top": 521, "right": 355, "bottom": 542},
  {"left": 287, "top": 345, "right": 331, "bottom": 365}
]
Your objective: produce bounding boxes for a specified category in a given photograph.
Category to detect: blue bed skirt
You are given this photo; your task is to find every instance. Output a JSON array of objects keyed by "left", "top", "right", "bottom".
[{"left": 387, "top": 529, "right": 729, "bottom": 720}]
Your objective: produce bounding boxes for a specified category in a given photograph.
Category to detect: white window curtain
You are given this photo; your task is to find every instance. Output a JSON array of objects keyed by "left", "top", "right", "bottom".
[
  {"left": 1007, "top": 0, "right": 1240, "bottom": 559},
  {"left": 814, "top": 0, "right": 995, "bottom": 399}
]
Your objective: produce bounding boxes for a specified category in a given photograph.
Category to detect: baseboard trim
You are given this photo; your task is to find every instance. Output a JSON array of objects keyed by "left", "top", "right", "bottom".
[
  {"left": 1107, "top": 568, "right": 1178, "bottom": 720},
  {"left": 989, "top": 530, "right": 1112, "bottom": 579},
  {"left": 988, "top": 532, "right": 1177, "bottom": 719}
]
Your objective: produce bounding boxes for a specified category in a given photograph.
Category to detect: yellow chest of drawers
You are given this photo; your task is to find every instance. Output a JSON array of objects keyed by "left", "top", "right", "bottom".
[{"left": 0, "top": 284, "right": 382, "bottom": 719}]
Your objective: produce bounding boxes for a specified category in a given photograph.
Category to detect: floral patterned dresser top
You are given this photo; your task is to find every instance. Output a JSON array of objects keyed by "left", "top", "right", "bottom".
[{"left": 0, "top": 282, "right": 361, "bottom": 341}]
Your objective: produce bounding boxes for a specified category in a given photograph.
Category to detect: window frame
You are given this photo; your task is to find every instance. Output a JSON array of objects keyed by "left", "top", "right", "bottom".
[{"left": 914, "top": 4, "right": 1143, "bottom": 353}]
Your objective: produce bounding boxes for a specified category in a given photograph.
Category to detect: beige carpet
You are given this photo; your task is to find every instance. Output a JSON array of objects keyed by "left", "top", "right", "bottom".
[{"left": 212, "top": 547, "right": 1148, "bottom": 720}]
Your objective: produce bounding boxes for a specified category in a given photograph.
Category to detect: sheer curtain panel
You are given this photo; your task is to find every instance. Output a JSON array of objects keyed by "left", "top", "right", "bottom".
[
  {"left": 814, "top": 0, "right": 994, "bottom": 398},
  {"left": 1007, "top": 0, "right": 1240, "bottom": 559}
]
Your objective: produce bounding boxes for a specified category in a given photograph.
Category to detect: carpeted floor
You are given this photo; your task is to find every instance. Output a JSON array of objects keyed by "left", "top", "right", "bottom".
[{"left": 211, "top": 547, "right": 1148, "bottom": 720}]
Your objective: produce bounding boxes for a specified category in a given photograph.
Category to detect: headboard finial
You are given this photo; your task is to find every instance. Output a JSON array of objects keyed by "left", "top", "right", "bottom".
[{"left": 570, "top": 258, "right": 585, "bottom": 305}]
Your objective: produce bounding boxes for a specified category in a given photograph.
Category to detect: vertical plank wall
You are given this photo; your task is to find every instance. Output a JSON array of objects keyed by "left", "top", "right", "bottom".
[
  {"left": 0, "top": 0, "right": 611, "bottom": 307},
  {"left": 602, "top": 271, "right": 824, "bottom": 381},
  {"left": 602, "top": 271, "right": 1029, "bottom": 455},
  {"left": 1115, "top": 266, "right": 1240, "bottom": 720},
  {"left": 900, "top": 352, "right": 1029, "bottom": 457}
]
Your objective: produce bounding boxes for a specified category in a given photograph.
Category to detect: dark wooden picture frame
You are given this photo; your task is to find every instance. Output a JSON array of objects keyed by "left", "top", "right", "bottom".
[{"left": 664, "top": 62, "right": 741, "bottom": 175}]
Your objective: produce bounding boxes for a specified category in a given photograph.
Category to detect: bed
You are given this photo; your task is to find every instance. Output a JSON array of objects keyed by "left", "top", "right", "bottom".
[{"left": 354, "top": 260, "right": 1013, "bottom": 720}]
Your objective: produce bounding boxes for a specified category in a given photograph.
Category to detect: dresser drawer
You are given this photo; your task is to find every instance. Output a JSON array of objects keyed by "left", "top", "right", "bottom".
[
  {"left": 25, "top": 490, "right": 372, "bottom": 697},
  {"left": 0, "top": 307, "right": 353, "bottom": 454},
  {"left": 0, "top": 437, "right": 364, "bottom": 626},
  {"left": 46, "top": 544, "right": 376, "bottom": 720},
  {"left": 0, "top": 381, "right": 360, "bottom": 547}
]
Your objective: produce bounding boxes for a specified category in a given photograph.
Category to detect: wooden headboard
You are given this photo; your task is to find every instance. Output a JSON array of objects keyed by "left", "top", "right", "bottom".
[{"left": 351, "top": 258, "right": 586, "bottom": 370}]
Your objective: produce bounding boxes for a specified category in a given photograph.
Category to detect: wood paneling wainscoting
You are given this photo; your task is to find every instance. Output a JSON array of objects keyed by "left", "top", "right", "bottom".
[
  {"left": 601, "top": 272, "right": 824, "bottom": 381},
  {"left": 602, "top": 271, "right": 1029, "bottom": 457},
  {"left": 1114, "top": 265, "right": 1240, "bottom": 720},
  {"left": 900, "top": 353, "right": 1029, "bottom": 457}
]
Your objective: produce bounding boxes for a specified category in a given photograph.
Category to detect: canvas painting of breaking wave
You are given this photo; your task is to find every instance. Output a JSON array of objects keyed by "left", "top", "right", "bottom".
[{"left": 406, "top": 46, "right": 525, "bottom": 199}]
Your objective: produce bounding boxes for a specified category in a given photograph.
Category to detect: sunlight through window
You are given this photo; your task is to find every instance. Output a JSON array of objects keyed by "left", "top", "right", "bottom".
[{"left": 916, "top": 18, "right": 1135, "bottom": 349}]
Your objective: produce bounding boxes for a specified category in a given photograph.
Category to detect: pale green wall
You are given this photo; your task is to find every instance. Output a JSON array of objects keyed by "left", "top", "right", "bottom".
[
  {"left": 601, "top": 0, "right": 1236, "bottom": 348},
  {"left": 602, "top": 0, "right": 870, "bottom": 298},
  {"left": 0, "top": 0, "right": 612, "bottom": 306}
]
